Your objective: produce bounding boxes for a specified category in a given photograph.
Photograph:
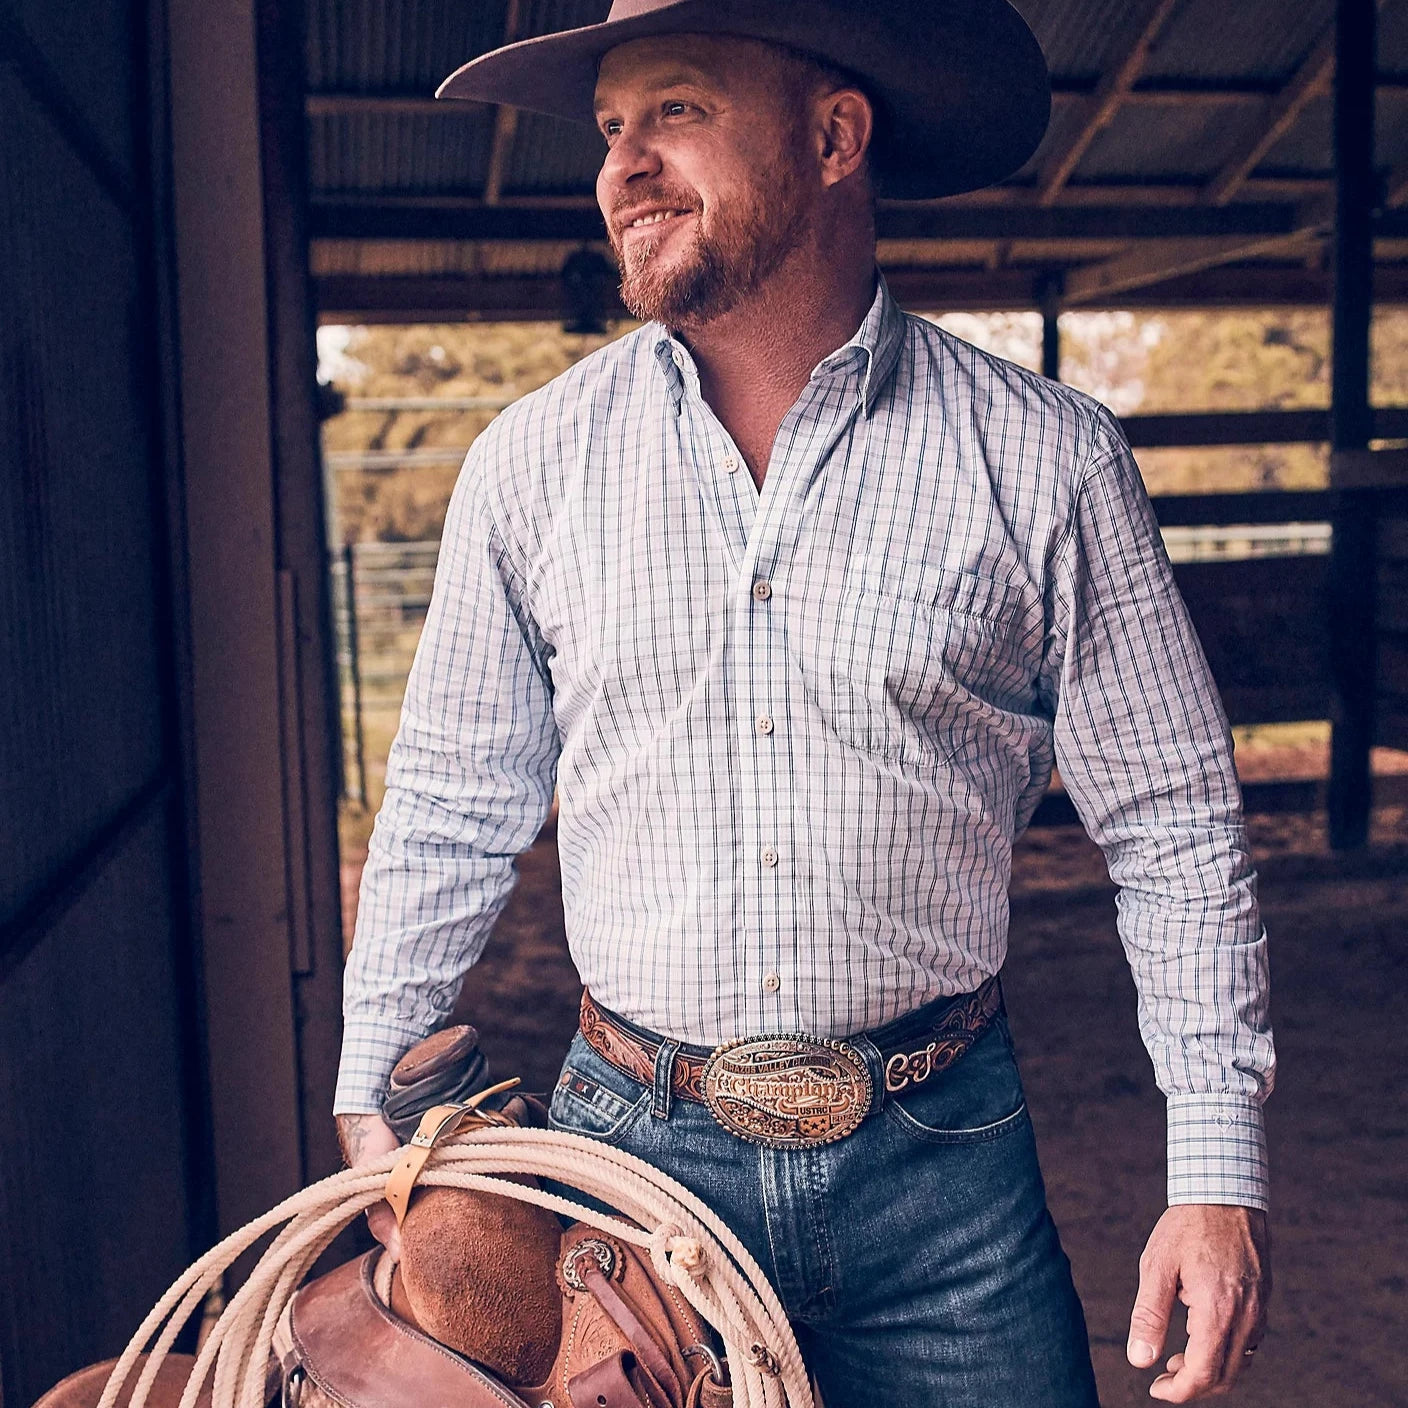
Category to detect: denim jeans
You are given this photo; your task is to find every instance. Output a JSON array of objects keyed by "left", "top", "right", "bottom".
[{"left": 547, "top": 1007, "right": 1099, "bottom": 1408}]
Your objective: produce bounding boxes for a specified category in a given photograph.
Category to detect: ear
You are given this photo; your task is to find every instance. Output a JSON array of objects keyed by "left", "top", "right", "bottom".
[{"left": 815, "top": 87, "right": 873, "bottom": 189}]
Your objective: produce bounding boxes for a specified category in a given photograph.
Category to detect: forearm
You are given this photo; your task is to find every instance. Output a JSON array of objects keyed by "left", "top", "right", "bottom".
[
  {"left": 1046, "top": 408, "right": 1275, "bottom": 1206},
  {"left": 334, "top": 451, "right": 560, "bottom": 1116},
  {"left": 335, "top": 784, "right": 543, "bottom": 1113},
  {"left": 336, "top": 1110, "right": 400, "bottom": 1167},
  {"left": 1105, "top": 807, "right": 1273, "bottom": 1207}
]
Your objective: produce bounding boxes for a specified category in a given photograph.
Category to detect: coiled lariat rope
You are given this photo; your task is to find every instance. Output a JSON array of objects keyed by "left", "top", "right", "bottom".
[{"left": 95, "top": 1125, "right": 815, "bottom": 1408}]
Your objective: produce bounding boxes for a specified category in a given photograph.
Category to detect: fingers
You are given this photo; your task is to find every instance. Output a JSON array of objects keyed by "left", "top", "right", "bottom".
[
  {"left": 1128, "top": 1236, "right": 1179, "bottom": 1369},
  {"left": 1145, "top": 1243, "right": 1268, "bottom": 1400},
  {"left": 336, "top": 1113, "right": 405, "bottom": 1261},
  {"left": 1149, "top": 1294, "right": 1231, "bottom": 1402},
  {"left": 366, "top": 1200, "right": 403, "bottom": 1261}
]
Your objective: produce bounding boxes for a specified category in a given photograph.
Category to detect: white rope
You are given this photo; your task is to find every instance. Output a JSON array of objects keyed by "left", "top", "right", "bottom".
[{"left": 96, "top": 1126, "right": 814, "bottom": 1408}]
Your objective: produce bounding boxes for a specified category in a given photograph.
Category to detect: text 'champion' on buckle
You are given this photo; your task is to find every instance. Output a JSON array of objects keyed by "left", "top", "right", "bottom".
[{"left": 700, "top": 1035, "right": 873, "bottom": 1148}]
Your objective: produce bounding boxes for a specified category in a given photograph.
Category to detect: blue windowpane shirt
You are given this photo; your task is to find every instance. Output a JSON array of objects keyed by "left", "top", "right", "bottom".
[{"left": 337, "top": 275, "right": 1274, "bottom": 1209}]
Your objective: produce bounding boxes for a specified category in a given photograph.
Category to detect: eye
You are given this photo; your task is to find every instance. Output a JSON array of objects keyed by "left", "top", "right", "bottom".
[
  {"left": 600, "top": 117, "right": 623, "bottom": 140},
  {"left": 662, "top": 101, "right": 690, "bottom": 117}
]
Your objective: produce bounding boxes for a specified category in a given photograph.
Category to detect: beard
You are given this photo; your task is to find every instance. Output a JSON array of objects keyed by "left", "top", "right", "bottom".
[{"left": 607, "top": 159, "right": 812, "bottom": 328}]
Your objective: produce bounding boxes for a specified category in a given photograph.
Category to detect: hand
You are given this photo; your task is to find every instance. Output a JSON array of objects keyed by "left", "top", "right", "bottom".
[
  {"left": 1127, "top": 1204, "right": 1270, "bottom": 1401},
  {"left": 335, "top": 1112, "right": 404, "bottom": 1260}
]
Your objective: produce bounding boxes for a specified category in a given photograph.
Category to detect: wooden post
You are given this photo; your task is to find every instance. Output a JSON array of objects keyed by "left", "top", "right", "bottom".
[
  {"left": 342, "top": 541, "right": 369, "bottom": 808},
  {"left": 1327, "top": 0, "right": 1379, "bottom": 849},
  {"left": 1039, "top": 273, "right": 1063, "bottom": 381}
]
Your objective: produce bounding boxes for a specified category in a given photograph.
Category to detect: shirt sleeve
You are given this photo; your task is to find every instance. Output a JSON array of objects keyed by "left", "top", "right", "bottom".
[
  {"left": 333, "top": 440, "right": 560, "bottom": 1115},
  {"left": 1041, "top": 406, "right": 1276, "bottom": 1210}
]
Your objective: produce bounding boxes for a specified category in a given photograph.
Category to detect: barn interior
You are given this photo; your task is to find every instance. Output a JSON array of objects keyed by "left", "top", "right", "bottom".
[{"left": 2, "top": 0, "right": 1406, "bottom": 1405}]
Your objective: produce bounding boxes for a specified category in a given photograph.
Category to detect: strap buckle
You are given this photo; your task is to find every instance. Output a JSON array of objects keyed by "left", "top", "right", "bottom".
[{"left": 382, "top": 1077, "right": 520, "bottom": 1226}]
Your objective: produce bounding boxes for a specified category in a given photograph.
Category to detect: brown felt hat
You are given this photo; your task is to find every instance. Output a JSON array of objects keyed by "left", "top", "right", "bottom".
[{"left": 436, "top": 0, "right": 1051, "bottom": 201}]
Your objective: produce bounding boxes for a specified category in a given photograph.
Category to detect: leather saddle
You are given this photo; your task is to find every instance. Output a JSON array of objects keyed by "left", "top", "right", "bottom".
[
  {"left": 286, "top": 1025, "right": 733, "bottom": 1408},
  {"left": 30, "top": 1027, "right": 734, "bottom": 1408},
  {"left": 282, "top": 1238, "right": 730, "bottom": 1408}
]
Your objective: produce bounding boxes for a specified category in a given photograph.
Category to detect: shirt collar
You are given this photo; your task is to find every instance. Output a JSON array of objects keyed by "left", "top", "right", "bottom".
[{"left": 651, "top": 269, "right": 906, "bottom": 419}]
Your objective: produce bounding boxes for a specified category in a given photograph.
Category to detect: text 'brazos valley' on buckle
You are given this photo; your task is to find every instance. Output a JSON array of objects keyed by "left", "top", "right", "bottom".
[{"left": 700, "top": 1035, "right": 874, "bottom": 1148}]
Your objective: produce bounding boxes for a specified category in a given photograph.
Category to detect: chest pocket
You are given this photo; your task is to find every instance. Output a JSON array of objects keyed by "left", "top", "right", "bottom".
[{"left": 806, "top": 567, "right": 1029, "bottom": 768}]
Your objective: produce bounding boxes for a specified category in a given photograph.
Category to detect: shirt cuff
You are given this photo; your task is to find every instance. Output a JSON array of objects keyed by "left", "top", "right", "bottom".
[
  {"left": 333, "top": 1014, "right": 430, "bottom": 1116},
  {"left": 1166, "top": 1094, "right": 1268, "bottom": 1210}
]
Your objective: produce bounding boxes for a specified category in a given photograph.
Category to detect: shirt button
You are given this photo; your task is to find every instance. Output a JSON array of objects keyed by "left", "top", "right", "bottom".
[
  {"left": 762, "top": 973, "right": 781, "bottom": 993},
  {"left": 756, "top": 715, "right": 774, "bottom": 735},
  {"left": 722, "top": 454, "right": 739, "bottom": 473},
  {"left": 671, "top": 349, "right": 684, "bottom": 368},
  {"left": 752, "top": 580, "right": 772, "bottom": 601},
  {"left": 1215, "top": 1114, "right": 1233, "bottom": 1130},
  {"left": 761, "top": 847, "right": 779, "bottom": 868}
]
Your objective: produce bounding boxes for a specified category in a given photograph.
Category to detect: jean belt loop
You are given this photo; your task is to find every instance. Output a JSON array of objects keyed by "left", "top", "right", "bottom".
[
  {"left": 851, "top": 1033, "right": 888, "bottom": 1107},
  {"left": 652, "top": 1038, "right": 681, "bottom": 1120}
]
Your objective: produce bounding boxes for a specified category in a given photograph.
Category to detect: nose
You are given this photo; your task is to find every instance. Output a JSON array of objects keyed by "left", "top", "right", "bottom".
[{"left": 597, "top": 124, "right": 663, "bottom": 204}]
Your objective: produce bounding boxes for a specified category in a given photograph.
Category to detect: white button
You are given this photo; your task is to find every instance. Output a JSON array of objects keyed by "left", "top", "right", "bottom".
[
  {"left": 1215, "top": 1114, "right": 1233, "bottom": 1130},
  {"left": 752, "top": 580, "right": 772, "bottom": 601},
  {"left": 761, "top": 847, "right": 779, "bottom": 868},
  {"left": 756, "top": 714, "right": 774, "bottom": 735},
  {"left": 671, "top": 349, "right": 684, "bottom": 368},
  {"left": 762, "top": 973, "right": 781, "bottom": 993},
  {"left": 723, "top": 455, "right": 739, "bottom": 473}
]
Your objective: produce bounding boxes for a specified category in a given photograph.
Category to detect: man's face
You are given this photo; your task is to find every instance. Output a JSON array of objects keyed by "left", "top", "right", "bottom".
[{"left": 593, "top": 35, "right": 817, "bottom": 327}]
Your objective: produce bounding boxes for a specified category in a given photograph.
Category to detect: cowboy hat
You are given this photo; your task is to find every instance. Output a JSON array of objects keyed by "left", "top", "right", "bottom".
[{"left": 436, "top": 0, "right": 1050, "bottom": 201}]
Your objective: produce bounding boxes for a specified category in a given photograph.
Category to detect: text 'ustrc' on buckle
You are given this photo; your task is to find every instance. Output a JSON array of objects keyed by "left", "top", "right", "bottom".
[{"left": 701, "top": 1035, "right": 873, "bottom": 1148}]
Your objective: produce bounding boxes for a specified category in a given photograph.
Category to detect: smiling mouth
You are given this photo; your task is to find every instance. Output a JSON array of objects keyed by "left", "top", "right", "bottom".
[{"left": 623, "top": 208, "right": 694, "bottom": 231}]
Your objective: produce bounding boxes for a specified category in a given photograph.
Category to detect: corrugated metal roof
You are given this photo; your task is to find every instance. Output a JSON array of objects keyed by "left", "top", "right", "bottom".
[
  {"left": 309, "top": 109, "right": 495, "bottom": 192},
  {"left": 502, "top": 111, "right": 605, "bottom": 195},
  {"left": 301, "top": 0, "right": 1408, "bottom": 306},
  {"left": 1258, "top": 89, "right": 1408, "bottom": 176},
  {"left": 1078, "top": 103, "right": 1254, "bottom": 183},
  {"left": 1257, "top": 97, "right": 1332, "bottom": 178},
  {"left": 302, "top": 0, "right": 1379, "bottom": 199},
  {"left": 519, "top": 0, "right": 610, "bottom": 41},
  {"left": 1011, "top": 0, "right": 1144, "bottom": 81},
  {"left": 307, "top": 0, "right": 510, "bottom": 93},
  {"left": 1142, "top": 0, "right": 1333, "bottom": 84},
  {"left": 1008, "top": 100, "right": 1088, "bottom": 183},
  {"left": 1379, "top": 2, "right": 1408, "bottom": 71}
]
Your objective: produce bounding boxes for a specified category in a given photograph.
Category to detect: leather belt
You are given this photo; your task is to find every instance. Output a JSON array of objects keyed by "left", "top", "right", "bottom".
[{"left": 577, "top": 976, "right": 1003, "bottom": 1150}]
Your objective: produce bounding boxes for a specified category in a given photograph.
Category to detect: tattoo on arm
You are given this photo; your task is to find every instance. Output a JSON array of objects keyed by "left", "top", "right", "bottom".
[{"left": 336, "top": 1114, "right": 384, "bottom": 1168}]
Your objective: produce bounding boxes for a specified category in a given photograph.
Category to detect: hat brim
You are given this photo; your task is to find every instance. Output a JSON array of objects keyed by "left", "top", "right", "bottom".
[{"left": 436, "top": 0, "right": 1050, "bottom": 201}]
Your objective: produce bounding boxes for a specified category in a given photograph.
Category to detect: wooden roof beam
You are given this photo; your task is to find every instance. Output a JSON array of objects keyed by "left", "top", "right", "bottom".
[
  {"left": 1204, "top": 1, "right": 1388, "bottom": 209},
  {"left": 1064, "top": 195, "right": 1332, "bottom": 303},
  {"left": 1035, "top": 0, "right": 1181, "bottom": 207},
  {"left": 483, "top": 0, "right": 524, "bottom": 206},
  {"left": 1204, "top": 27, "right": 1335, "bottom": 206},
  {"left": 1386, "top": 161, "right": 1408, "bottom": 208}
]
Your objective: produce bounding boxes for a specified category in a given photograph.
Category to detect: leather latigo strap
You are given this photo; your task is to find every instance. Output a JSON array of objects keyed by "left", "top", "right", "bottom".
[{"left": 579, "top": 975, "right": 1003, "bottom": 1106}]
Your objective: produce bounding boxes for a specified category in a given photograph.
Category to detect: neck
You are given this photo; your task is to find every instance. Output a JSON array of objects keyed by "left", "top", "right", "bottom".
[
  {"left": 676, "top": 250, "right": 876, "bottom": 414},
  {"left": 671, "top": 239, "right": 876, "bottom": 484}
]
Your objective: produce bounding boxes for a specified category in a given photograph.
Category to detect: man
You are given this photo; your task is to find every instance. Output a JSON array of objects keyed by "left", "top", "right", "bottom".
[{"left": 334, "top": 3, "right": 1273, "bottom": 1404}]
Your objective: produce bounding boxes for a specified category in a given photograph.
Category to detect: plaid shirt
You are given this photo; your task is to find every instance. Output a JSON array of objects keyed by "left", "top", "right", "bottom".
[{"left": 337, "top": 276, "right": 1274, "bottom": 1208}]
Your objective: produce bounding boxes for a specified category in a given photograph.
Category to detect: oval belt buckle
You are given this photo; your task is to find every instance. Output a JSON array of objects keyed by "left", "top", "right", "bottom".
[{"left": 701, "top": 1035, "right": 873, "bottom": 1148}]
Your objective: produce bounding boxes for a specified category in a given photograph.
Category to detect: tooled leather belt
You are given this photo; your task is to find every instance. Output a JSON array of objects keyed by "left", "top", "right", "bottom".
[{"left": 577, "top": 976, "right": 1003, "bottom": 1150}]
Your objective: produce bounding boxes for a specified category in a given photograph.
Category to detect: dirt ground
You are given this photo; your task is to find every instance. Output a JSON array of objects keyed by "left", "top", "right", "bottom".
[{"left": 341, "top": 803, "right": 1407, "bottom": 1407}]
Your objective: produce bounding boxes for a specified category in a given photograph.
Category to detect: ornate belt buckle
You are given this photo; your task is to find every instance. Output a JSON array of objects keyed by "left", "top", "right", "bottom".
[{"left": 701, "top": 1035, "right": 873, "bottom": 1148}]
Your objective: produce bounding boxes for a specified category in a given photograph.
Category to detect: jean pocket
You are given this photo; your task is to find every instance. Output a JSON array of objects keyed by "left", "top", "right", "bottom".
[
  {"left": 548, "top": 1043, "right": 652, "bottom": 1145},
  {"left": 882, "top": 1020, "right": 1030, "bottom": 1144}
]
